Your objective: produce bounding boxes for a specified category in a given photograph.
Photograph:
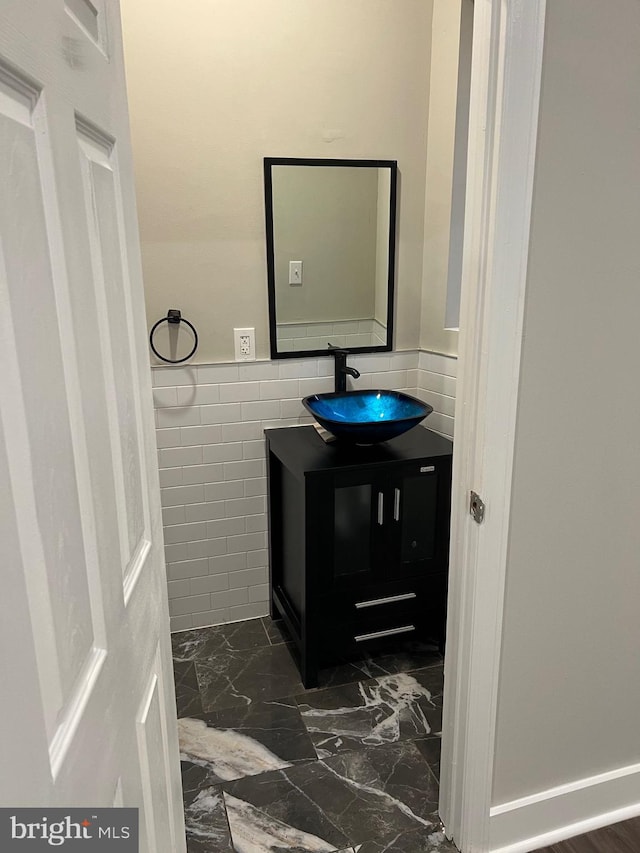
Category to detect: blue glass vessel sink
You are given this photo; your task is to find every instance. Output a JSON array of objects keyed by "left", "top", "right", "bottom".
[{"left": 302, "top": 389, "right": 433, "bottom": 444}]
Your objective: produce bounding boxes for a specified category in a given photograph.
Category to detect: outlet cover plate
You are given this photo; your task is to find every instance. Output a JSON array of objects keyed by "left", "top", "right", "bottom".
[{"left": 234, "top": 327, "right": 255, "bottom": 361}]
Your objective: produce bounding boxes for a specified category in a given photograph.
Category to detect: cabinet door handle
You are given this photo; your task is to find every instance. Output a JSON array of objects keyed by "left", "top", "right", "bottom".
[
  {"left": 394, "top": 487, "right": 401, "bottom": 521},
  {"left": 377, "top": 491, "right": 384, "bottom": 525},
  {"left": 354, "top": 625, "right": 416, "bottom": 643},
  {"left": 355, "top": 592, "right": 416, "bottom": 609}
]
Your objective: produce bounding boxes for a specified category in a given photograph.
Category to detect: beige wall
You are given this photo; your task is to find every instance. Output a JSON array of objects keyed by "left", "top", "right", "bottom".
[
  {"left": 272, "top": 166, "right": 377, "bottom": 324},
  {"left": 122, "top": 0, "right": 436, "bottom": 363},
  {"left": 420, "top": 0, "right": 461, "bottom": 357},
  {"left": 492, "top": 0, "right": 640, "bottom": 805}
]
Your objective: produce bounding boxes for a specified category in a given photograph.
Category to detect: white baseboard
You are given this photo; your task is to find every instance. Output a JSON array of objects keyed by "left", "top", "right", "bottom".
[{"left": 489, "top": 761, "right": 640, "bottom": 853}]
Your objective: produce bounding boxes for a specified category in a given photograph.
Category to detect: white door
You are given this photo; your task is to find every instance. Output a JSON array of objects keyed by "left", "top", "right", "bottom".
[{"left": 0, "top": 1, "right": 185, "bottom": 850}]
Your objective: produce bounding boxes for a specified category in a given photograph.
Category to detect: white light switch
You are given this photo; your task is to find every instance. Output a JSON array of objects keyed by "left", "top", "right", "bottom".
[{"left": 289, "top": 260, "right": 303, "bottom": 285}]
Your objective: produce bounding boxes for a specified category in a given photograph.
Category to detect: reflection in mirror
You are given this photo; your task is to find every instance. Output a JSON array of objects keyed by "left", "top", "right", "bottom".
[{"left": 264, "top": 158, "right": 397, "bottom": 359}]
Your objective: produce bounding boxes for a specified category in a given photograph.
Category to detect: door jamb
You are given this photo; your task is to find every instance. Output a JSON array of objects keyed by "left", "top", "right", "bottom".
[{"left": 438, "top": 1, "right": 547, "bottom": 850}]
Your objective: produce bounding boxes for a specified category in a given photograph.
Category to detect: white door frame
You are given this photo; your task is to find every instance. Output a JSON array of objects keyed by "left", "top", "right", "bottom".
[{"left": 438, "top": 1, "right": 547, "bottom": 851}]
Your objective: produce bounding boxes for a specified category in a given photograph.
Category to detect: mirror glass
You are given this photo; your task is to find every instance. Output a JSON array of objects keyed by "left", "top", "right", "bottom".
[{"left": 264, "top": 158, "right": 397, "bottom": 358}]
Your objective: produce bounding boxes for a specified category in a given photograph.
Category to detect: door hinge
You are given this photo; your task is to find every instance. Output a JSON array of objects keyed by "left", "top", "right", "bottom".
[{"left": 469, "top": 490, "right": 485, "bottom": 524}]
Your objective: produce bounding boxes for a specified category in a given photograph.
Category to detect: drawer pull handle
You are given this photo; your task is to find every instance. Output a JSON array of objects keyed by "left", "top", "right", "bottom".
[
  {"left": 377, "top": 491, "right": 384, "bottom": 525},
  {"left": 394, "top": 487, "right": 401, "bottom": 521},
  {"left": 354, "top": 625, "right": 415, "bottom": 643},
  {"left": 355, "top": 592, "right": 417, "bottom": 609}
]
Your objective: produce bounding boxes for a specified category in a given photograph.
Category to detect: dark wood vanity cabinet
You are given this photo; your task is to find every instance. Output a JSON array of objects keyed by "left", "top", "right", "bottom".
[{"left": 265, "top": 425, "right": 453, "bottom": 687}]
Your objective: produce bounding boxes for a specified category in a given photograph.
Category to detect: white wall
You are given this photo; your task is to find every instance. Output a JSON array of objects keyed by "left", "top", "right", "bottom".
[
  {"left": 491, "top": 0, "right": 640, "bottom": 833},
  {"left": 121, "top": 0, "right": 435, "bottom": 362}
]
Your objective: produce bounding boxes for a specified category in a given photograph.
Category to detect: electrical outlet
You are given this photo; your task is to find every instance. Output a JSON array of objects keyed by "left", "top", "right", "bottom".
[{"left": 234, "top": 327, "right": 255, "bottom": 361}]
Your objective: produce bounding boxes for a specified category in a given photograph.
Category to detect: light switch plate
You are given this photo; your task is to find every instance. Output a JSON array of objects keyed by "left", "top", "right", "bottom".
[{"left": 289, "top": 260, "right": 303, "bottom": 285}]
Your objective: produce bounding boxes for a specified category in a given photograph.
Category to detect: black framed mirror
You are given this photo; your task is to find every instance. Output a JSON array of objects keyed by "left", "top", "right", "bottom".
[{"left": 264, "top": 157, "right": 397, "bottom": 359}]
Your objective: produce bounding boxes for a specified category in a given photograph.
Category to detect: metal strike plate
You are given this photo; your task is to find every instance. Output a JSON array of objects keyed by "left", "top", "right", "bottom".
[{"left": 470, "top": 490, "right": 485, "bottom": 524}]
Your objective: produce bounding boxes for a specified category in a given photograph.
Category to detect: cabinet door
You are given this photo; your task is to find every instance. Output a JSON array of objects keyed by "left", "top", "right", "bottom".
[
  {"left": 308, "top": 455, "right": 451, "bottom": 592},
  {"left": 310, "top": 468, "right": 385, "bottom": 591},
  {"left": 388, "top": 458, "right": 452, "bottom": 578}
]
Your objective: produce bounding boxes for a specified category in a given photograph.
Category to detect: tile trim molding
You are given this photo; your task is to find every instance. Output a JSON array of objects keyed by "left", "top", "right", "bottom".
[{"left": 489, "top": 762, "right": 640, "bottom": 853}]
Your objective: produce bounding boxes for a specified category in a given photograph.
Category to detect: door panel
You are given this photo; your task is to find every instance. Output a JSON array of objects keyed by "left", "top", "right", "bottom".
[
  {"left": 65, "top": 0, "right": 108, "bottom": 50},
  {"left": 0, "top": 2, "right": 184, "bottom": 848},
  {"left": 0, "top": 71, "right": 101, "bottom": 744},
  {"left": 136, "top": 647, "right": 174, "bottom": 852},
  {"left": 77, "top": 124, "right": 150, "bottom": 586}
]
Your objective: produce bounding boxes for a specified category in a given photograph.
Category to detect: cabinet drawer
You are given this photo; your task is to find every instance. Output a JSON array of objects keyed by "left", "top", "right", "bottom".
[
  {"left": 320, "top": 594, "right": 446, "bottom": 660},
  {"left": 317, "top": 574, "right": 447, "bottom": 624}
]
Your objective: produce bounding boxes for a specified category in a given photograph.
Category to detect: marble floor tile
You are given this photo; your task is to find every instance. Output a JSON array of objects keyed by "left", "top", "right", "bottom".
[
  {"left": 354, "top": 640, "right": 442, "bottom": 678},
  {"left": 325, "top": 741, "right": 440, "bottom": 842},
  {"left": 297, "top": 670, "right": 442, "bottom": 758},
  {"left": 173, "top": 618, "right": 270, "bottom": 664},
  {"left": 414, "top": 737, "right": 441, "bottom": 781},
  {"left": 351, "top": 827, "right": 458, "bottom": 852},
  {"left": 178, "top": 699, "right": 317, "bottom": 783},
  {"left": 172, "top": 622, "right": 454, "bottom": 853},
  {"left": 224, "top": 791, "right": 349, "bottom": 852},
  {"left": 410, "top": 665, "right": 444, "bottom": 707},
  {"left": 174, "top": 660, "right": 204, "bottom": 719},
  {"left": 195, "top": 642, "right": 305, "bottom": 713},
  {"left": 221, "top": 742, "right": 441, "bottom": 852},
  {"left": 182, "top": 764, "right": 234, "bottom": 852},
  {"left": 261, "top": 616, "right": 293, "bottom": 646},
  {"left": 307, "top": 642, "right": 442, "bottom": 695}
]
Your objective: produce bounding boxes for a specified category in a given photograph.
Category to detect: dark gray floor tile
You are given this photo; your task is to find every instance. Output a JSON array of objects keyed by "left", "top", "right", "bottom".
[
  {"left": 174, "top": 622, "right": 451, "bottom": 852},
  {"left": 174, "top": 660, "right": 204, "bottom": 719},
  {"left": 356, "top": 639, "right": 443, "bottom": 678},
  {"left": 223, "top": 764, "right": 351, "bottom": 851},
  {"left": 221, "top": 742, "right": 442, "bottom": 851},
  {"left": 352, "top": 826, "right": 458, "bottom": 852},
  {"left": 195, "top": 642, "right": 305, "bottom": 713},
  {"left": 261, "top": 615, "right": 294, "bottom": 646},
  {"left": 410, "top": 664, "right": 444, "bottom": 706},
  {"left": 297, "top": 670, "right": 442, "bottom": 758},
  {"left": 414, "top": 737, "right": 441, "bottom": 781},
  {"left": 306, "top": 642, "right": 442, "bottom": 695},
  {"left": 173, "top": 618, "right": 270, "bottom": 664},
  {"left": 181, "top": 764, "right": 234, "bottom": 852},
  {"left": 177, "top": 698, "right": 317, "bottom": 783},
  {"left": 186, "top": 836, "right": 232, "bottom": 853},
  {"left": 325, "top": 742, "right": 440, "bottom": 842}
]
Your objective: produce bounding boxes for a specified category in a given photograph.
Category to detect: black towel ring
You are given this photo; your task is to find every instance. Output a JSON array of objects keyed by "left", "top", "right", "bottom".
[{"left": 149, "top": 309, "right": 199, "bottom": 364}]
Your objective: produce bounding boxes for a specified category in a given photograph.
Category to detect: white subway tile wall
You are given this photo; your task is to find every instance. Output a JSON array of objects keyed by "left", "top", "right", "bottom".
[
  {"left": 416, "top": 350, "right": 457, "bottom": 440},
  {"left": 152, "top": 350, "right": 456, "bottom": 631}
]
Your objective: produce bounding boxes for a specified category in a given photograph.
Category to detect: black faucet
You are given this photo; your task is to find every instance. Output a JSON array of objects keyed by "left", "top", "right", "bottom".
[{"left": 328, "top": 345, "right": 361, "bottom": 393}]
